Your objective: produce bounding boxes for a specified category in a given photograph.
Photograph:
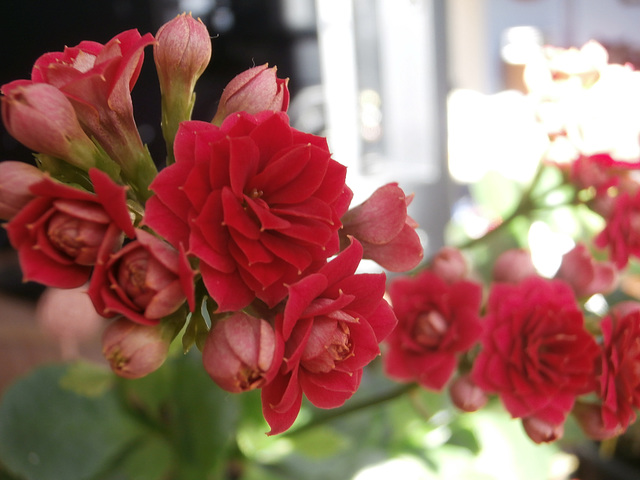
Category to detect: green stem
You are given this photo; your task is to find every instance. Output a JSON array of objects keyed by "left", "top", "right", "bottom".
[{"left": 284, "top": 383, "right": 418, "bottom": 437}]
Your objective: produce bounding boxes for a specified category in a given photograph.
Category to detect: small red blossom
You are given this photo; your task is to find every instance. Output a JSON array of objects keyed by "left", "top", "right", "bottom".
[
  {"left": 27, "top": 29, "right": 156, "bottom": 197},
  {"left": 89, "top": 229, "right": 195, "bottom": 326},
  {"left": 595, "top": 307, "right": 640, "bottom": 433},
  {"left": 144, "top": 111, "right": 353, "bottom": 312},
  {"left": 261, "top": 239, "right": 397, "bottom": 435},
  {"left": 384, "top": 270, "right": 483, "bottom": 390},
  {"left": 5, "top": 169, "right": 134, "bottom": 288},
  {"left": 340, "top": 183, "right": 423, "bottom": 272},
  {"left": 595, "top": 190, "right": 640, "bottom": 268},
  {"left": 471, "top": 276, "right": 599, "bottom": 426},
  {"left": 492, "top": 248, "right": 538, "bottom": 284}
]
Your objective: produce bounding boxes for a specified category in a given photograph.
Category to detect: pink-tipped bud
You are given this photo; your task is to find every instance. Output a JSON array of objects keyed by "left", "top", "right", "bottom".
[
  {"left": 202, "top": 312, "right": 277, "bottom": 393},
  {"left": 431, "top": 246, "right": 468, "bottom": 283},
  {"left": 212, "top": 64, "right": 290, "bottom": 125},
  {"left": 556, "top": 243, "right": 618, "bottom": 298},
  {"left": 492, "top": 248, "right": 538, "bottom": 283},
  {"left": 101, "top": 317, "right": 171, "bottom": 379},
  {"left": 36, "top": 285, "right": 104, "bottom": 359},
  {"left": 572, "top": 402, "right": 624, "bottom": 441},
  {"left": 154, "top": 13, "right": 212, "bottom": 95},
  {"left": 449, "top": 374, "right": 488, "bottom": 412},
  {"left": 1, "top": 82, "right": 101, "bottom": 170},
  {"left": 0, "top": 161, "right": 45, "bottom": 220},
  {"left": 522, "top": 416, "right": 564, "bottom": 444}
]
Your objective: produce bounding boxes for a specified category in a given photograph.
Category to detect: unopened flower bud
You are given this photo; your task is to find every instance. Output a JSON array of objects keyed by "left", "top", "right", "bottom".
[
  {"left": 212, "top": 64, "right": 290, "bottom": 125},
  {"left": 449, "top": 374, "right": 488, "bottom": 412},
  {"left": 154, "top": 13, "right": 212, "bottom": 95},
  {"left": 521, "top": 416, "right": 564, "bottom": 444},
  {"left": 492, "top": 248, "right": 538, "bottom": 283},
  {"left": 556, "top": 243, "right": 618, "bottom": 298},
  {"left": 202, "top": 312, "right": 277, "bottom": 393},
  {"left": 0, "top": 161, "right": 45, "bottom": 220},
  {"left": 1, "top": 82, "right": 104, "bottom": 171},
  {"left": 102, "top": 317, "right": 171, "bottom": 379},
  {"left": 431, "top": 246, "right": 468, "bottom": 283},
  {"left": 36, "top": 284, "right": 104, "bottom": 359},
  {"left": 572, "top": 402, "right": 624, "bottom": 441}
]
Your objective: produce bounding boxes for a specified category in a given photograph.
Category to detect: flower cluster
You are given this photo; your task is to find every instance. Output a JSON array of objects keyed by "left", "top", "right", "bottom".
[
  {"left": 4, "top": 12, "right": 640, "bottom": 448},
  {"left": 0, "top": 13, "right": 422, "bottom": 434},
  {"left": 381, "top": 40, "right": 640, "bottom": 445}
]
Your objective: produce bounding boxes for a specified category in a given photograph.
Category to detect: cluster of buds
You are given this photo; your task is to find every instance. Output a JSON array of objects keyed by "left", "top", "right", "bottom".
[{"left": 0, "top": 12, "right": 422, "bottom": 435}]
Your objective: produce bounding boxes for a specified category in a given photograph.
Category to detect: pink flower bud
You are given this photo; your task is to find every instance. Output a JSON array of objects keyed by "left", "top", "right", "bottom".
[
  {"left": 340, "top": 183, "right": 423, "bottom": 271},
  {"left": 102, "top": 317, "right": 171, "bottom": 379},
  {"left": 1, "top": 82, "right": 102, "bottom": 170},
  {"left": 202, "top": 312, "right": 277, "bottom": 393},
  {"left": 449, "top": 374, "right": 488, "bottom": 412},
  {"left": 430, "top": 246, "right": 468, "bottom": 283},
  {"left": 36, "top": 284, "right": 104, "bottom": 359},
  {"left": 572, "top": 402, "right": 624, "bottom": 441},
  {"left": 212, "top": 64, "right": 290, "bottom": 125},
  {"left": 492, "top": 248, "right": 538, "bottom": 283},
  {"left": 154, "top": 13, "right": 212, "bottom": 96},
  {"left": 521, "top": 416, "right": 564, "bottom": 444},
  {"left": 556, "top": 243, "right": 618, "bottom": 298},
  {"left": 0, "top": 161, "right": 45, "bottom": 220}
]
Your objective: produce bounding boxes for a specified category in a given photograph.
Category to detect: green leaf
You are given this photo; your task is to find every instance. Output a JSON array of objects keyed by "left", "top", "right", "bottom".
[
  {"left": 289, "top": 426, "right": 351, "bottom": 459},
  {"left": 0, "top": 364, "right": 146, "bottom": 480},
  {"left": 94, "top": 435, "right": 174, "bottom": 480},
  {"left": 59, "top": 360, "right": 114, "bottom": 397}
]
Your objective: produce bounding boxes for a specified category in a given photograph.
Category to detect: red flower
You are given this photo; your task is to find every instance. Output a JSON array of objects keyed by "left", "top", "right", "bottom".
[
  {"left": 340, "top": 183, "right": 423, "bottom": 272},
  {"left": 471, "top": 276, "right": 599, "bottom": 426},
  {"left": 384, "top": 270, "right": 483, "bottom": 390},
  {"left": 596, "top": 308, "right": 640, "bottom": 433},
  {"left": 89, "top": 229, "right": 196, "bottom": 325},
  {"left": 28, "top": 29, "right": 156, "bottom": 198},
  {"left": 5, "top": 169, "right": 134, "bottom": 288},
  {"left": 261, "top": 240, "right": 397, "bottom": 435},
  {"left": 595, "top": 190, "right": 640, "bottom": 268},
  {"left": 144, "top": 111, "right": 353, "bottom": 312}
]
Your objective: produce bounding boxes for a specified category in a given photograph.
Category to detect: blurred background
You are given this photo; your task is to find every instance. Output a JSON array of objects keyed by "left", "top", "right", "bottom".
[{"left": 1, "top": 1, "right": 640, "bottom": 478}]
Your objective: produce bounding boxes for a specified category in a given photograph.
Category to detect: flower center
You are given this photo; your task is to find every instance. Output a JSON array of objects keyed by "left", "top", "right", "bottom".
[
  {"left": 47, "top": 212, "right": 105, "bottom": 265},
  {"left": 413, "top": 311, "right": 448, "bottom": 348},
  {"left": 117, "top": 251, "right": 154, "bottom": 309}
]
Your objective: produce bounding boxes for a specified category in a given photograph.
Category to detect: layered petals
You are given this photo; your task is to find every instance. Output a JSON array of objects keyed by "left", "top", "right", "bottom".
[{"left": 146, "top": 111, "right": 352, "bottom": 311}]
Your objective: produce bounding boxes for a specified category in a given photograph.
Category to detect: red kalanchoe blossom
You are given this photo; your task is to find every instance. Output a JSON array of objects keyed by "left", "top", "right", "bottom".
[
  {"left": 569, "top": 153, "right": 639, "bottom": 194},
  {"left": 430, "top": 246, "right": 469, "bottom": 284},
  {"left": 556, "top": 242, "right": 618, "bottom": 298},
  {"left": 5, "top": 168, "right": 134, "bottom": 288},
  {"left": 594, "top": 307, "right": 640, "bottom": 433},
  {"left": 261, "top": 239, "right": 397, "bottom": 435},
  {"left": 384, "top": 270, "right": 483, "bottom": 390},
  {"left": 340, "top": 183, "right": 423, "bottom": 272},
  {"left": 89, "top": 229, "right": 195, "bottom": 326},
  {"left": 212, "top": 64, "right": 290, "bottom": 125},
  {"left": 595, "top": 190, "right": 640, "bottom": 268},
  {"left": 471, "top": 276, "right": 599, "bottom": 427},
  {"left": 27, "top": 29, "right": 156, "bottom": 198},
  {"left": 202, "top": 312, "right": 280, "bottom": 393},
  {"left": 144, "top": 111, "right": 353, "bottom": 312},
  {"left": 0, "top": 161, "right": 45, "bottom": 221}
]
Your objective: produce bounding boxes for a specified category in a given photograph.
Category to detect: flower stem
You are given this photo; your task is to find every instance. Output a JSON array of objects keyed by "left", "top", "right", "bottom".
[{"left": 285, "top": 383, "right": 418, "bottom": 437}]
